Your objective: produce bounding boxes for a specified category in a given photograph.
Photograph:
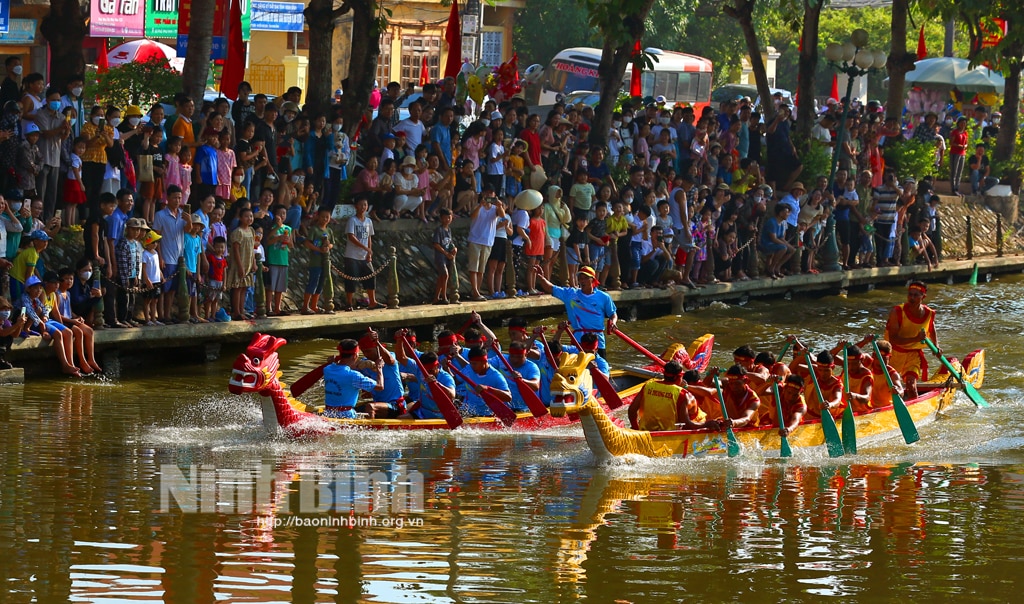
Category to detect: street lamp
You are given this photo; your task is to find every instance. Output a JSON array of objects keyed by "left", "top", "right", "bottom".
[
  {"left": 823, "top": 30, "right": 887, "bottom": 187},
  {"left": 818, "top": 30, "right": 887, "bottom": 272}
]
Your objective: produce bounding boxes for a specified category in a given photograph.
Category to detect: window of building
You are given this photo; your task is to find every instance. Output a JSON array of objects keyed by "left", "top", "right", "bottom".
[
  {"left": 400, "top": 36, "right": 440, "bottom": 88},
  {"left": 377, "top": 32, "right": 392, "bottom": 85}
]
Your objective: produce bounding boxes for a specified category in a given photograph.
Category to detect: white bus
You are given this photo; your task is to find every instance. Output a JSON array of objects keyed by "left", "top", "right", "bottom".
[{"left": 531, "top": 47, "right": 714, "bottom": 110}]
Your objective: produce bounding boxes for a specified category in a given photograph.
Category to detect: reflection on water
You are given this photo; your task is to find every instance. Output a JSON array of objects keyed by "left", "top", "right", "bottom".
[{"left": 2, "top": 277, "right": 1024, "bottom": 602}]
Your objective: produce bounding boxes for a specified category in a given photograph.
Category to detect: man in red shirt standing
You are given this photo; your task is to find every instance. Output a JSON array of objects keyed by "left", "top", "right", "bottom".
[{"left": 948, "top": 116, "right": 969, "bottom": 197}]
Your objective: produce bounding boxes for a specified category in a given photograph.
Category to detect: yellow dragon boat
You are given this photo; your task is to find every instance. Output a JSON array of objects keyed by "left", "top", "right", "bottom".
[{"left": 549, "top": 349, "right": 985, "bottom": 460}]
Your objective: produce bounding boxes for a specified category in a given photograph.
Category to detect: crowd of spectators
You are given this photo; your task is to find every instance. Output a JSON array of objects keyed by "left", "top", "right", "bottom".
[{"left": 2, "top": 59, "right": 994, "bottom": 372}]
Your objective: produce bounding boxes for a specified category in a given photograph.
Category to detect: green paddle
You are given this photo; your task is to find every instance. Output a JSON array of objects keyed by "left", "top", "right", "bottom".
[
  {"left": 712, "top": 373, "right": 742, "bottom": 458},
  {"left": 777, "top": 339, "right": 792, "bottom": 362},
  {"left": 771, "top": 380, "right": 793, "bottom": 458},
  {"left": 803, "top": 350, "right": 845, "bottom": 458},
  {"left": 841, "top": 348, "right": 857, "bottom": 455},
  {"left": 870, "top": 339, "right": 920, "bottom": 444},
  {"left": 922, "top": 337, "right": 988, "bottom": 407}
]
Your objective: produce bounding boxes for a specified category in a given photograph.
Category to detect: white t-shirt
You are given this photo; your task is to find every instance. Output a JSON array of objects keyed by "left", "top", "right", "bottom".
[
  {"left": 510, "top": 208, "right": 530, "bottom": 247},
  {"left": 468, "top": 203, "right": 499, "bottom": 246},
  {"left": 394, "top": 118, "right": 427, "bottom": 152},
  {"left": 344, "top": 215, "right": 375, "bottom": 261},
  {"left": 142, "top": 249, "right": 163, "bottom": 283},
  {"left": 393, "top": 171, "right": 419, "bottom": 193},
  {"left": 486, "top": 142, "right": 505, "bottom": 175}
]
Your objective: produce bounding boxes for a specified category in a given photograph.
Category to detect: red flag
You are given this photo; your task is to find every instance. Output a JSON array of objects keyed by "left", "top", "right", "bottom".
[
  {"left": 629, "top": 39, "right": 642, "bottom": 98},
  {"left": 97, "top": 38, "right": 109, "bottom": 74},
  {"left": 916, "top": 25, "right": 927, "bottom": 60},
  {"left": 443, "top": 0, "right": 462, "bottom": 79},
  {"left": 830, "top": 73, "right": 839, "bottom": 102},
  {"left": 419, "top": 55, "right": 429, "bottom": 86},
  {"left": 220, "top": 0, "right": 246, "bottom": 100}
]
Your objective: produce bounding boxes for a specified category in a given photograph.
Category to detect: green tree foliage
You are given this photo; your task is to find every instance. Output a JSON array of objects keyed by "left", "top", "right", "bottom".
[
  {"left": 513, "top": 2, "right": 594, "bottom": 67},
  {"left": 94, "top": 58, "right": 182, "bottom": 111}
]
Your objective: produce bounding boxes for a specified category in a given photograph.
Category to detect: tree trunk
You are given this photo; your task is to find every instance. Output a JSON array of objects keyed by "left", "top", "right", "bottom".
[
  {"left": 795, "top": 0, "right": 823, "bottom": 148},
  {"left": 181, "top": 0, "right": 218, "bottom": 110},
  {"left": 588, "top": 1, "right": 657, "bottom": 150},
  {"left": 994, "top": 50, "right": 1022, "bottom": 164},
  {"left": 885, "top": 0, "right": 915, "bottom": 121},
  {"left": 304, "top": 0, "right": 338, "bottom": 118},
  {"left": 40, "top": 0, "right": 87, "bottom": 90},
  {"left": 340, "top": 1, "right": 381, "bottom": 137},
  {"left": 725, "top": 0, "right": 775, "bottom": 123}
]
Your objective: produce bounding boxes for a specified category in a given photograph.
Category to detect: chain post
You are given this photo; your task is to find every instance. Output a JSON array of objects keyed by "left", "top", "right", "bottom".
[{"left": 387, "top": 246, "right": 400, "bottom": 308}]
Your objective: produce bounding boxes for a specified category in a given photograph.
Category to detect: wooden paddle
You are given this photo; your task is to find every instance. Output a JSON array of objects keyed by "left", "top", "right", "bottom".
[
  {"left": 291, "top": 357, "right": 335, "bottom": 396},
  {"left": 566, "top": 328, "right": 624, "bottom": 410},
  {"left": 446, "top": 362, "right": 517, "bottom": 427},
  {"left": 610, "top": 326, "right": 667, "bottom": 368},
  {"left": 771, "top": 380, "right": 793, "bottom": 458},
  {"left": 922, "top": 337, "right": 989, "bottom": 407},
  {"left": 803, "top": 350, "right": 846, "bottom": 458},
  {"left": 870, "top": 339, "right": 920, "bottom": 444},
  {"left": 491, "top": 341, "right": 548, "bottom": 418},
  {"left": 841, "top": 347, "right": 857, "bottom": 455},
  {"left": 402, "top": 336, "right": 463, "bottom": 429},
  {"left": 712, "top": 373, "right": 741, "bottom": 458}
]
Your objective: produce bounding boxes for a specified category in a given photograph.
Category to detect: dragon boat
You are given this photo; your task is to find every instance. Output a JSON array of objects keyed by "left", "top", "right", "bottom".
[
  {"left": 549, "top": 349, "right": 985, "bottom": 460},
  {"left": 227, "top": 332, "right": 715, "bottom": 437}
]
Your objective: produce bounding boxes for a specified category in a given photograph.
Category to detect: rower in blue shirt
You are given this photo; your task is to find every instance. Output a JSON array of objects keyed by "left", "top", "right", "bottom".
[
  {"left": 356, "top": 330, "right": 405, "bottom": 418},
  {"left": 556, "top": 327, "right": 611, "bottom": 375},
  {"left": 398, "top": 351, "right": 457, "bottom": 420},
  {"left": 495, "top": 341, "right": 541, "bottom": 412},
  {"left": 323, "top": 339, "right": 383, "bottom": 419},
  {"left": 461, "top": 346, "right": 512, "bottom": 417}
]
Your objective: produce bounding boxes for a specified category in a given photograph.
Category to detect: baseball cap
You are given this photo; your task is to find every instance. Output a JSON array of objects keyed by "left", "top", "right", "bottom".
[
  {"left": 29, "top": 229, "right": 50, "bottom": 241},
  {"left": 577, "top": 266, "right": 597, "bottom": 281},
  {"left": 489, "top": 110, "right": 503, "bottom": 120}
]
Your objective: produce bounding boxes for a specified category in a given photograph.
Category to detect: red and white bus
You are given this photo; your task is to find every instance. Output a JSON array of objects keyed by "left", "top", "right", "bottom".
[{"left": 532, "top": 47, "right": 714, "bottom": 112}]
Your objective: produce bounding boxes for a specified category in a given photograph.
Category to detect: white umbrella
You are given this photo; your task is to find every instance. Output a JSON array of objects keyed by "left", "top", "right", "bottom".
[
  {"left": 107, "top": 39, "right": 177, "bottom": 68},
  {"left": 902, "top": 57, "right": 1005, "bottom": 94}
]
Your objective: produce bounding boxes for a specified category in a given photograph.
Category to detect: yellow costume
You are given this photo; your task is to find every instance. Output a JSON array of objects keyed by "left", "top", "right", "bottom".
[{"left": 885, "top": 302, "right": 935, "bottom": 380}]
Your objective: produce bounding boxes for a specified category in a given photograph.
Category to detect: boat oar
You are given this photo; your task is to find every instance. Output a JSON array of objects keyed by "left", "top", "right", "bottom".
[
  {"left": 402, "top": 336, "right": 463, "bottom": 429},
  {"left": 777, "top": 339, "right": 792, "bottom": 362},
  {"left": 803, "top": 350, "right": 846, "bottom": 458},
  {"left": 566, "top": 328, "right": 624, "bottom": 410},
  {"left": 922, "top": 337, "right": 989, "bottom": 407},
  {"left": 712, "top": 373, "right": 741, "bottom": 458},
  {"left": 610, "top": 326, "right": 667, "bottom": 368},
  {"left": 291, "top": 357, "right": 334, "bottom": 397},
  {"left": 771, "top": 380, "right": 793, "bottom": 458},
  {"left": 870, "top": 339, "right": 919, "bottom": 444},
  {"left": 446, "top": 362, "right": 517, "bottom": 427},
  {"left": 841, "top": 347, "right": 857, "bottom": 455},
  {"left": 491, "top": 341, "right": 548, "bottom": 418}
]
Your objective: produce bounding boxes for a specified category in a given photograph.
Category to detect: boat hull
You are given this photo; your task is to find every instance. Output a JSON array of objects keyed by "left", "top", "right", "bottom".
[{"left": 578, "top": 349, "right": 985, "bottom": 460}]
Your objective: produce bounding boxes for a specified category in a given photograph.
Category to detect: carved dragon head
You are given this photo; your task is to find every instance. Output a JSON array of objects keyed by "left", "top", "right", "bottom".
[
  {"left": 229, "top": 333, "right": 287, "bottom": 395},
  {"left": 549, "top": 352, "right": 596, "bottom": 417}
]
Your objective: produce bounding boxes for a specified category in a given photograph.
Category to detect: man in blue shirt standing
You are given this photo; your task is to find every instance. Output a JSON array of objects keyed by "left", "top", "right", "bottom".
[
  {"left": 430, "top": 107, "right": 454, "bottom": 172},
  {"left": 534, "top": 265, "right": 618, "bottom": 358},
  {"left": 323, "top": 339, "right": 383, "bottom": 419}
]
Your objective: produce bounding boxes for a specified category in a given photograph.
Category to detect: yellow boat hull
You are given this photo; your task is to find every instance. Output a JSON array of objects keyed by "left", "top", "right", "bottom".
[{"left": 577, "top": 349, "right": 985, "bottom": 460}]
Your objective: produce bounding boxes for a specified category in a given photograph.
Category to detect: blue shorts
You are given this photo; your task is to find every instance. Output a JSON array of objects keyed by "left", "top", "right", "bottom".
[
  {"left": 413, "top": 405, "right": 444, "bottom": 420},
  {"left": 306, "top": 266, "right": 324, "bottom": 295},
  {"left": 630, "top": 241, "right": 643, "bottom": 270},
  {"left": 566, "top": 246, "right": 582, "bottom": 267},
  {"left": 44, "top": 320, "right": 67, "bottom": 335},
  {"left": 322, "top": 407, "right": 357, "bottom": 419},
  {"left": 589, "top": 246, "right": 607, "bottom": 271},
  {"left": 760, "top": 240, "right": 786, "bottom": 254}
]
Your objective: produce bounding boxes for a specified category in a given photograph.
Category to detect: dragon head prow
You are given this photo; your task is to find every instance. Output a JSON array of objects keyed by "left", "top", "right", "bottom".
[
  {"left": 229, "top": 333, "right": 287, "bottom": 395},
  {"left": 549, "top": 351, "right": 596, "bottom": 417}
]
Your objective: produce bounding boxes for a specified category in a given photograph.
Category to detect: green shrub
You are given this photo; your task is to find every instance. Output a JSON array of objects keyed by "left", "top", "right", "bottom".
[
  {"left": 94, "top": 57, "right": 181, "bottom": 112},
  {"left": 800, "top": 140, "right": 832, "bottom": 182},
  {"left": 883, "top": 139, "right": 941, "bottom": 182}
]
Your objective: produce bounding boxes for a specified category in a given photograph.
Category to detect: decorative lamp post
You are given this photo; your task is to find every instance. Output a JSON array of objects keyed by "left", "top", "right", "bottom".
[
  {"left": 823, "top": 30, "right": 887, "bottom": 187},
  {"left": 819, "top": 31, "right": 887, "bottom": 272}
]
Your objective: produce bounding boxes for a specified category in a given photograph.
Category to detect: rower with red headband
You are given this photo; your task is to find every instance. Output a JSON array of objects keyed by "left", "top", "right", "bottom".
[
  {"left": 461, "top": 346, "right": 513, "bottom": 417},
  {"left": 354, "top": 330, "right": 405, "bottom": 419},
  {"left": 393, "top": 329, "right": 420, "bottom": 376},
  {"left": 397, "top": 350, "right": 456, "bottom": 420},
  {"left": 534, "top": 264, "right": 618, "bottom": 358},
  {"left": 322, "top": 339, "right": 384, "bottom": 419},
  {"left": 552, "top": 320, "right": 610, "bottom": 375},
  {"left": 884, "top": 280, "right": 937, "bottom": 399},
  {"left": 494, "top": 341, "right": 541, "bottom": 412}
]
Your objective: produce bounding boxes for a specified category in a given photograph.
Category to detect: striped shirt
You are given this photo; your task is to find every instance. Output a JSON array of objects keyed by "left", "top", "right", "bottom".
[{"left": 872, "top": 186, "right": 900, "bottom": 223}]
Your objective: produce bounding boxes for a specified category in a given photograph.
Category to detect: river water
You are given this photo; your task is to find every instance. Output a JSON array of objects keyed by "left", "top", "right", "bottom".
[{"left": 2, "top": 276, "right": 1023, "bottom": 603}]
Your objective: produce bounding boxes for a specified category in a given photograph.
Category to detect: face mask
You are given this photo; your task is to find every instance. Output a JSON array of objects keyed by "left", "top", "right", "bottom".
[
  {"left": 71, "top": 86, "right": 83, "bottom": 97},
  {"left": 80, "top": 271, "right": 92, "bottom": 281},
  {"left": 481, "top": 119, "right": 490, "bottom": 126},
  {"left": 11, "top": 201, "right": 21, "bottom": 212},
  {"left": 92, "top": 116, "right": 101, "bottom": 125},
  {"left": 622, "top": 197, "right": 633, "bottom": 206},
  {"left": 233, "top": 175, "right": 243, "bottom": 183},
  {"left": 0, "top": 310, "right": 9, "bottom": 321},
  {"left": 109, "top": 118, "right": 121, "bottom": 127},
  {"left": 12, "top": 65, "right": 22, "bottom": 76},
  {"left": 944, "top": 119, "right": 953, "bottom": 125},
  {"left": 993, "top": 118, "right": 1001, "bottom": 125},
  {"left": 623, "top": 116, "right": 633, "bottom": 124},
  {"left": 128, "top": 117, "right": 141, "bottom": 127},
  {"left": 48, "top": 101, "right": 61, "bottom": 112},
  {"left": 613, "top": 120, "right": 621, "bottom": 128},
  {"left": 659, "top": 117, "right": 670, "bottom": 125},
  {"left": 285, "top": 114, "right": 295, "bottom": 123},
  {"left": 403, "top": 167, "right": 414, "bottom": 174},
  {"left": 332, "top": 123, "right": 342, "bottom": 132}
]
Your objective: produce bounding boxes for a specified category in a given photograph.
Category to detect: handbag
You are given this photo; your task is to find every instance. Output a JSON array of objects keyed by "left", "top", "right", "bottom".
[
  {"left": 124, "top": 155, "right": 137, "bottom": 189},
  {"left": 137, "top": 154, "right": 154, "bottom": 182},
  {"left": 529, "top": 165, "right": 547, "bottom": 190}
]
